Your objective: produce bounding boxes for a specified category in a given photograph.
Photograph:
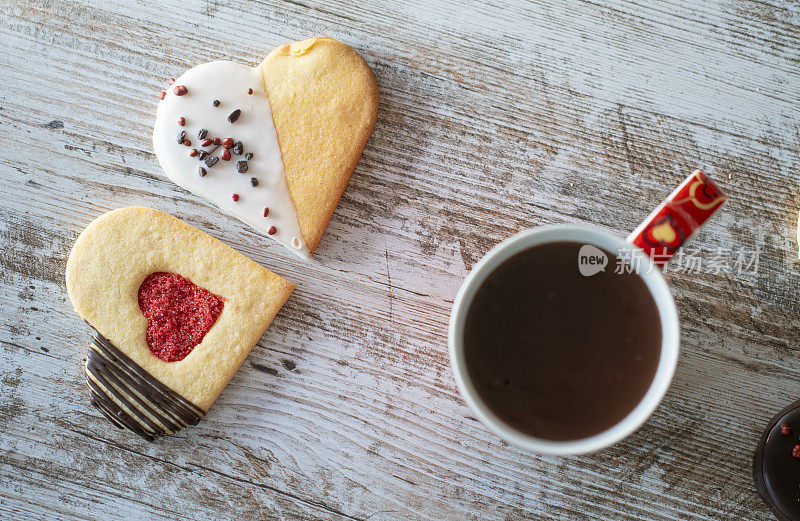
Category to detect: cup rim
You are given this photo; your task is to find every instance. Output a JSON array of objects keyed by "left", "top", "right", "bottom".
[{"left": 448, "top": 224, "right": 680, "bottom": 455}]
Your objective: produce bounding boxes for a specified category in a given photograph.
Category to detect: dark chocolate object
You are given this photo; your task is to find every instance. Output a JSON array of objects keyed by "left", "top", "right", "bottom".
[
  {"left": 84, "top": 325, "right": 204, "bottom": 441},
  {"left": 198, "top": 128, "right": 208, "bottom": 140},
  {"left": 754, "top": 400, "right": 800, "bottom": 521},
  {"left": 236, "top": 161, "right": 248, "bottom": 173},
  {"left": 176, "top": 130, "right": 186, "bottom": 144},
  {"left": 227, "top": 109, "right": 241, "bottom": 123},
  {"left": 232, "top": 141, "right": 243, "bottom": 155},
  {"left": 204, "top": 156, "right": 219, "bottom": 168}
]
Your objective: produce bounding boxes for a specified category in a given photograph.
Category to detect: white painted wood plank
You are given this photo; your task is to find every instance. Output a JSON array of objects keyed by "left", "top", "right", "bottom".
[{"left": 1, "top": 0, "right": 798, "bottom": 519}]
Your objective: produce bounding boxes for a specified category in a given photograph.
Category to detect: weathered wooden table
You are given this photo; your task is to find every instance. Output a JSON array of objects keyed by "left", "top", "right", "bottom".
[{"left": 1, "top": 0, "right": 798, "bottom": 519}]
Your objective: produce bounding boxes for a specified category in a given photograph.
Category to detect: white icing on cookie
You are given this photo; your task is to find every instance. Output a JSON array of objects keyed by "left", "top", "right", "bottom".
[{"left": 153, "top": 61, "right": 309, "bottom": 259}]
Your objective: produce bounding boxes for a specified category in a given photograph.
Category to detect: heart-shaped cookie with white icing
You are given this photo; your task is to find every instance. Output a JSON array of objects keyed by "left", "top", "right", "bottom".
[{"left": 153, "top": 37, "right": 379, "bottom": 258}]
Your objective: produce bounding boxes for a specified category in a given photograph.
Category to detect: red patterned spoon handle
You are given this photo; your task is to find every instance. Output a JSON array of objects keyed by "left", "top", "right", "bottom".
[{"left": 627, "top": 170, "right": 727, "bottom": 267}]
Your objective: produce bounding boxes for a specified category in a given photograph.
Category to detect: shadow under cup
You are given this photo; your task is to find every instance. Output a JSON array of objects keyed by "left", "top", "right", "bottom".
[{"left": 449, "top": 225, "right": 680, "bottom": 455}]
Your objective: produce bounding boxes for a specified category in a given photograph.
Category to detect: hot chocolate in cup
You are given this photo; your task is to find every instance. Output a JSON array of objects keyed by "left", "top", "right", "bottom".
[{"left": 448, "top": 170, "right": 726, "bottom": 455}]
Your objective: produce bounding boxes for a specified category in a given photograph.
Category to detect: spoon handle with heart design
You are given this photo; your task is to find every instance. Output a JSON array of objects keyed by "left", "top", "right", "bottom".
[{"left": 626, "top": 169, "right": 727, "bottom": 267}]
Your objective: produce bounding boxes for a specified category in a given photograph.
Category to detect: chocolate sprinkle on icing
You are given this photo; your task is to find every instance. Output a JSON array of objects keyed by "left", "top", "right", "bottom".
[
  {"left": 232, "top": 141, "right": 243, "bottom": 155},
  {"left": 204, "top": 156, "right": 219, "bottom": 168},
  {"left": 198, "top": 128, "right": 208, "bottom": 140},
  {"left": 227, "top": 109, "right": 241, "bottom": 123},
  {"left": 250, "top": 177, "right": 258, "bottom": 187},
  {"left": 212, "top": 99, "right": 220, "bottom": 107},
  {"left": 236, "top": 161, "right": 248, "bottom": 173},
  {"left": 176, "top": 130, "right": 186, "bottom": 144},
  {"left": 84, "top": 326, "right": 204, "bottom": 441},
  {"left": 198, "top": 166, "right": 207, "bottom": 177},
  {"left": 245, "top": 152, "right": 253, "bottom": 160},
  {"left": 197, "top": 150, "right": 208, "bottom": 161}
]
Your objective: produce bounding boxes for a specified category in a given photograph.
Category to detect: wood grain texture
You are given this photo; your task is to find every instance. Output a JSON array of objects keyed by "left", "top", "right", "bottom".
[{"left": 1, "top": 0, "right": 799, "bottom": 519}]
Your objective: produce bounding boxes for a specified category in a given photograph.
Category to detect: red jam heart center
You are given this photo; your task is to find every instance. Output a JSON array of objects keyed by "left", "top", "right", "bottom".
[{"left": 138, "top": 272, "right": 224, "bottom": 362}]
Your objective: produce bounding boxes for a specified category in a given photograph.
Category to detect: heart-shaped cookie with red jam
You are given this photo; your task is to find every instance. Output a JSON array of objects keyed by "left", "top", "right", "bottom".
[
  {"left": 65, "top": 207, "right": 294, "bottom": 439},
  {"left": 138, "top": 272, "right": 225, "bottom": 363},
  {"left": 153, "top": 37, "right": 379, "bottom": 258}
]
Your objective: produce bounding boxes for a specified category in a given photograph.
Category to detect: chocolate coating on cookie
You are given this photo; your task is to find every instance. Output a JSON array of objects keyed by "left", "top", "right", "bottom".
[
  {"left": 85, "top": 325, "right": 204, "bottom": 441},
  {"left": 754, "top": 400, "right": 800, "bottom": 521}
]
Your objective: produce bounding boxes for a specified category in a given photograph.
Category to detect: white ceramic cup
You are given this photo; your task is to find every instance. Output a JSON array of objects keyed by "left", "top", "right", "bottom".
[
  {"left": 447, "top": 170, "right": 727, "bottom": 455},
  {"left": 448, "top": 224, "right": 678, "bottom": 455}
]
